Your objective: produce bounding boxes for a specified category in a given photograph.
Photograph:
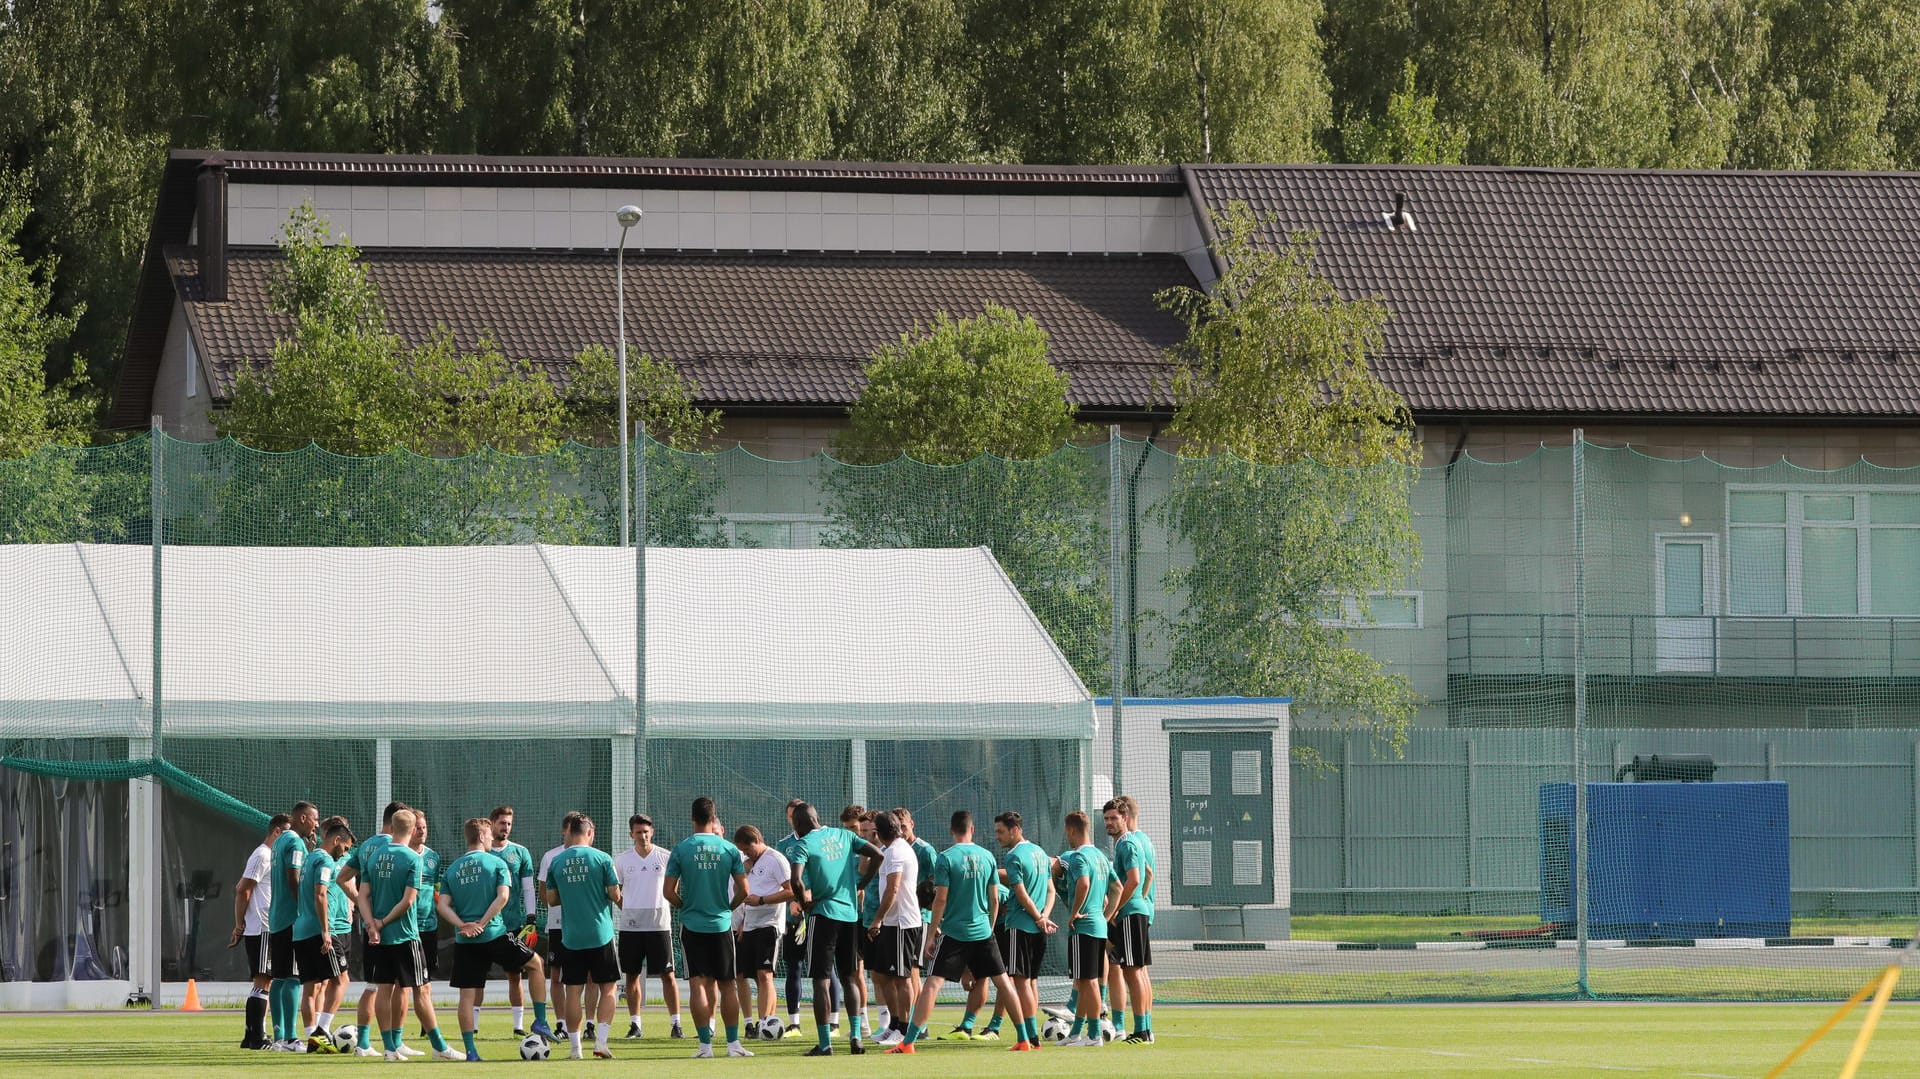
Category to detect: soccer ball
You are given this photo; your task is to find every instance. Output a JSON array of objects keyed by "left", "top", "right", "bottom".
[
  {"left": 1099, "top": 1018, "right": 1119, "bottom": 1043},
  {"left": 759, "top": 1016, "right": 785, "bottom": 1041},
  {"left": 1041, "top": 1015, "right": 1070, "bottom": 1044},
  {"left": 330, "top": 1025, "right": 358, "bottom": 1053},
  {"left": 520, "top": 1033, "right": 551, "bottom": 1060}
]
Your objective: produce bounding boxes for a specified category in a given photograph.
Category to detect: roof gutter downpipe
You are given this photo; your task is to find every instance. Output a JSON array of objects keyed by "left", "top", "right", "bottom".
[{"left": 195, "top": 159, "right": 228, "bottom": 303}]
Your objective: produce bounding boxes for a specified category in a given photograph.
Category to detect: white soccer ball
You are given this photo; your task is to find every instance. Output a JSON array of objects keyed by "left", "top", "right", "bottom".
[
  {"left": 330, "top": 1025, "right": 358, "bottom": 1053},
  {"left": 1041, "top": 1015, "right": 1070, "bottom": 1044},
  {"left": 759, "top": 1016, "right": 785, "bottom": 1041},
  {"left": 520, "top": 1033, "right": 551, "bottom": 1060}
]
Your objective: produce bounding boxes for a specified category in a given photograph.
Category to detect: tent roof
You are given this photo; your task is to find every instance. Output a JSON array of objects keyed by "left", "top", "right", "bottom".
[{"left": 0, "top": 544, "right": 1092, "bottom": 739}]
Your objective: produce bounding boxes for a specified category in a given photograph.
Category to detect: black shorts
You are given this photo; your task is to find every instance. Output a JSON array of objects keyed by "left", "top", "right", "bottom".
[
  {"left": 805, "top": 916, "right": 860, "bottom": 981},
  {"left": 561, "top": 941, "right": 621, "bottom": 986},
  {"left": 1112, "top": 913, "right": 1151, "bottom": 968},
  {"left": 355, "top": 921, "right": 376, "bottom": 979},
  {"left": 244, "top": 934, "right": 269, "bottom": 978},
  {"left": 294, "top": 933, "right": 349, "bottom": 984},
  {"left": 997, "top": 926, "right": 1047, "bottom": 979},
  {"left": 870, "top": 925, "right": 922, "bottom": 978},
  {"left": 618, "top": 930, "right": 674, "bottom": 977},
  {"left": 450, "top": 934, "right": 538, "bottom": 990},
  {"left": 540, "top": 923, "right": 567, "bottom": 972},
  {"left": 1067, "top": 934, "right": 1107, "bottom": 981},
  {"left": 420, "top": 928, "right": 439, "bottom": 981},
  {"left": 368, "top": 939, "right": 429, "bottom": 988},
  {"left": 267, "top": 926, "right": 296, "bottom": 980},
  {"left": 681, "top": 928, "right": 737, "bottom": 982},
  {"left": 929, "top": 934, "right": 1003, "bottom": 982},
  {"left": 737, "top": 927, "right": 781, "bottom": 974}
]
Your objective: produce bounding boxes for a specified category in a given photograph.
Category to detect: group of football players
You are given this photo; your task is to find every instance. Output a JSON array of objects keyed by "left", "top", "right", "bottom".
[{"left": 229, "top": 793, "right": 1157, "bottom": 1061}]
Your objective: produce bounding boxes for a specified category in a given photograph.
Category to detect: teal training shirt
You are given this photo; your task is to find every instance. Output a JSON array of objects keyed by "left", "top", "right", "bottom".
[
  {"left": 546, "top": 845, "right": 620, "bottom": 950},
  {"left": 267, "top": 828, "right": 308, "bottom": 934},
  {"left": 665, "top": 833, "right": 746, "bottom": 934},
  {"left": 411, "top": 846, "right": 441, "bottom": 933},
  {"left": 345, "top": 832, "right": 390, "bottom": 879},
  {"left": 994, "top": 883, "right": 1010, "bottom": 927},
  {"left": 797, "top": 827, "right": 862, "bottom": 923},
  {"left": 1061, "top": 844, "right": 1113, "bottom": 939},
  {"left": 1001, "top": 840, "right": 1052, "bottom": 934},
  {"left": 443, "top": 849, "right": 513, "bottom": 943},
  {"left": 1115, "top": 831, "right": 1157, "bottom": 923},
  {"left": 494, "top": 840, "right": 535, "bottom": 919},
  {"left": 366, "top": 842, "right": 425, "bottom": 944},
  {"left": 291, "top": 847, "right": 337, "bottom": 941},
  {"left": 931, "top": 842, "right": 998, "bottom": 943},
  {"left": 326, "top": 851, "right": 354, "bottom": 934},
  {"left": 910, "top": 837, "right": 937, "bottom": 887}
]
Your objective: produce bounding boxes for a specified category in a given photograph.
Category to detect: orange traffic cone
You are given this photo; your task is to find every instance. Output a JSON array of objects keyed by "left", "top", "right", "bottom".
[{"left": 181, "top": 978, "right": 203, "bottom": 1011}]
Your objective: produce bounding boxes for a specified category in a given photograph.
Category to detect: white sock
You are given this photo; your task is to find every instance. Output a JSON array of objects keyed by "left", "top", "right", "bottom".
[
  {"left": 569, "top": 1031, "right": 583, "bottom": 1053},
  {"left": 595, "top": 1024, "right": 609, "bottom": 1051},
  {"left": 512, "top": 1005, "right": 524, "bottom": 1029},
  {"left": 629, "top": 1013, "right": 641, "bottom": 1030},
  {"left": 787, "top": 1012, "right": 799, "bottom": 1026},
  {"left": 877, "top": 1007, "right": 890, "bottom": 1029},
  {"left": 315, "top": 1011, "right": 334, "bottom": 1034},
  {"left": 670, "top": 1012, "right": 682, "bottom": 1027}
]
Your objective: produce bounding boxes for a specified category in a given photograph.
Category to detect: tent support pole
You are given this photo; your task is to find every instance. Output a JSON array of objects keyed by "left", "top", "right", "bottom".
[
  {"left": 375, "top": 739, "right": 392, "bottom": 820},
  {"left": 128, "top": 736, "right": 161, "bottom": 1006},
  {"left": 849, "top": 739, "right": 868, "bottom": 806}
]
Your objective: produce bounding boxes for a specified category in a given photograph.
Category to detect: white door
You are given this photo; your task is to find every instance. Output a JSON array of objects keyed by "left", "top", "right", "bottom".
[{"left": 1656, "top": 535, "right": 1718, "bottom": 673}]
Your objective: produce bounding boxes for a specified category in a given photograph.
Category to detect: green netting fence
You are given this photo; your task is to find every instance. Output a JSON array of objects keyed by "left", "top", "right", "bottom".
[{"left": 6, "top": 430, "right": 1920, "bottom": 1002}]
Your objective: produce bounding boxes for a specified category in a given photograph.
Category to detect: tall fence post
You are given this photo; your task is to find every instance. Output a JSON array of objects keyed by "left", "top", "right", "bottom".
[
  {"left": 1572, "top": 428, "right": 1590, "bottom": 996},
  {"left": 633, "top": 423, "right": 648, "bottom": 817},
  {"left": 1108, "top": 427, "right": 1127, "bottom": 795},
  {"left": 130, "top": 417, "right": 165, "bottom": 1006}
]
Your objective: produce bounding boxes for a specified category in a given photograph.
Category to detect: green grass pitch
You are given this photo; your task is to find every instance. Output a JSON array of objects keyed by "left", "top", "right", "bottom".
[{"left": 2, "top": 1003, "right": 1917, "bottom": 1076}]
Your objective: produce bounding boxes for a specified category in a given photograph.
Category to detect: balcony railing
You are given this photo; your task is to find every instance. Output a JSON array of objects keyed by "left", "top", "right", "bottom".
[{"left": 1448, "top": 614, "right": 1920, "bottom": 679}]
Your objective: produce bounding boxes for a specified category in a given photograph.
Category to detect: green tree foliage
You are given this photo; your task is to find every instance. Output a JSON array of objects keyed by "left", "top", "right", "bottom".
[
  {"left": 1340, "top": 61, "right": 1467, "bottom": 165},
  {"left": 1155, "top": 205, "right": 1420, "bottom": 746},
  {"left": 1156, "top": 0, "right": 1330, "bottom": 163},
  {"left": 205, "top": 205, "right": 723, "bottom": 546},
  {"left": 825, "top": 307, "right": 1108, "bottom": 686}
]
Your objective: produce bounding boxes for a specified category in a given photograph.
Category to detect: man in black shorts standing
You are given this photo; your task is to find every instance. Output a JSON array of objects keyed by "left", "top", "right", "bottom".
[
  {"left": 664, "top": 797, "right": 750, "bottom": 1058},
  {"left": 615, "top": 813, "right": 682, "bottom": 1038},
  {"left": 228, "top": 813, "right": 288, "bottom": 1049},
  {"left": 440, "top": 817, "right": 552, "bottom": 1060},
  {"left": 892, "top": 812, "right": 1019, "bottom": 1053},
  {"left": 731, "top": 825, "right": 791, "bottom": 1036},
  {"left": 789, "top": 801, "right": 884, "bottom": 1057}
]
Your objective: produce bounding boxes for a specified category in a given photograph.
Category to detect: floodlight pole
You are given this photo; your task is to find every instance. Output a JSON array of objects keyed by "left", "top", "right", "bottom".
[{"left": 614, "top": 206, "right": 643, "bottom": 547}]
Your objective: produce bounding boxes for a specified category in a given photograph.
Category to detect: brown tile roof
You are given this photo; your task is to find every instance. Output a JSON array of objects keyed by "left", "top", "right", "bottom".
[
  {"left": 169, "top": 247, "right": 1193, "bottom": 412},
  {"left": 1190, "top": 164, "right": 1920, "bottom": 418}
]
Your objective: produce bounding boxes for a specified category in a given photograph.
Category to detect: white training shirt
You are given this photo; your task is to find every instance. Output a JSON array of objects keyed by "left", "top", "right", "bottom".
[
  {"left": 614, "top": 846, "right": 672, "bottom": 932},
  {"left": 736, "top": 848, "right": 791, "bottom": 933},
  {"left": 878, "top": 838, "right": 922, "bottom": 928},
  {"left": 241, "top": 843, "right": 273, "bottom": 936},
  {"left": 539, "top": 845, "right": 567, "bottom": 931}
]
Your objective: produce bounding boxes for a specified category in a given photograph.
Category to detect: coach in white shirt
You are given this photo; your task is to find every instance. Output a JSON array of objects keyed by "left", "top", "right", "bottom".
[
  {"left": 614, "top": 814, "right": 682, "bottom": 1039},
  {"left": 865, "top": 810, "right": 922, "bottom": 1044},
  {"left": 230, "top": 812, "right": 290, "bottom": 1049},
  {"left": 730, "top": 825, "right": 791, "bottom": 1035}
]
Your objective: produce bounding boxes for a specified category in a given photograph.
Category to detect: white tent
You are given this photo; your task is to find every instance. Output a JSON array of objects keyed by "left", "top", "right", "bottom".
[{"left": 0, "top": 543, "right": 1094, "bottom": 740}]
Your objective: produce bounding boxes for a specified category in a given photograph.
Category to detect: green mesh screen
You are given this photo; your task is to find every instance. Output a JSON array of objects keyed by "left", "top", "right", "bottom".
[{"left": 8, "top": 432, "right": 1920, "bottom": 1003}]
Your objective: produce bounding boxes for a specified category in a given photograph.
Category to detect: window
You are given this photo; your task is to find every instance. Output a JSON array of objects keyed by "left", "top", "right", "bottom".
[
  {"left": 1726, "top": 488, "right": 1920, "bottom": 616},
  {"left": 716, "top": 513, "right": 832, "bottom": 548},
  {"left": 1318, "top": 592, "right": 1423, "bottom": 629}
]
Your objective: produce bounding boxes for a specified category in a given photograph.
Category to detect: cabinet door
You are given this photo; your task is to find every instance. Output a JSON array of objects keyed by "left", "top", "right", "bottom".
[{"left": 1168, "top": 730, "right": 1273, "bottom": 906}]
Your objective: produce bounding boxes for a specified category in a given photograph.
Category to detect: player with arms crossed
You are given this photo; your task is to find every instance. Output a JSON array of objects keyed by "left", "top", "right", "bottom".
[
  {"left": 731, "top": 825, "right": 790, "bottom": 1038},
  {"left": 891, "top": 811, "right": 1020, "bottom": 1054},
  {"left": 292, "top": 817, "right": 355, "bottom": 1052},
  {"left": 265, "top": 802, "right": 318, "bottom": 1050},
  {"left": 229, "top": 813, "right": 287, "bottom": 1049},
  {"left": 487, "top": 805, "right": 539, "bottom": 1036},
  {"left": 1105, "top": 795, "right": 1157, "bottom": 1044},
  {"left": 866, "top": 810, "right": 921, "bottom": 1046},
  {"left": 788, "top": 801, "right": 884, "bottom": 1057},
  {"left": 1058, "top": 810, "right": 1118, "bottom": 1047},
  {"left": 664, "top": 796, "right": 751, "bottom": 1058},
  {"left": 543, "top": 813, "right": 623, "bottom": 1060},
  {"left": 358, "top": 808, "right": 461, "bottom": 1061},
  {"left": 439, "top": 816, "right": 553, "bottom": 1060},
  {"left": 615, "top": 813, "right": 683, "bottom": 1039}
]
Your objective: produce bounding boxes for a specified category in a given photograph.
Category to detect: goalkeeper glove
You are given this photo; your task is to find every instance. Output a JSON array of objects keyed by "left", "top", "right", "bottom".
[{"left": 517, "top": 918, "right": 539, "bottom": 948}]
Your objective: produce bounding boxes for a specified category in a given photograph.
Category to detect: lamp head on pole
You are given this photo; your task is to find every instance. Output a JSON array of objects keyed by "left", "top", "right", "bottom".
[{"left": 615, "top": 205, "right": 643, "bottom": 230}]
